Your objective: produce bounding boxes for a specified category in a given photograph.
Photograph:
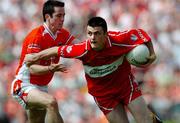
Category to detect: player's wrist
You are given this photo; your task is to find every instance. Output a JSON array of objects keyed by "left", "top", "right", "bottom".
[{"left": 48, "top": 65, "right": 54, "bottom": 73}]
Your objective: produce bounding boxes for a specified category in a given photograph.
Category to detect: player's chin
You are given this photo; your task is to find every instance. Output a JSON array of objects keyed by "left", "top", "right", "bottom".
[
  {"left": 90, "top": 43, "right": 97, "bottom": 48},
  {"left": 57, "top": 24, "right": 63, "bottom": 29},
  {"left": 91, "top": 45, "right": 102, "bottom": 51}
]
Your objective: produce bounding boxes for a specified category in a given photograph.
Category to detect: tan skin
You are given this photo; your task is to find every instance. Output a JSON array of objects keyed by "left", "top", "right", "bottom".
[
  {"left": 46, "top": 7, "right": 65, "bottom": 34},
  {"left": 87, "top": 26, "right": 107, "bottom": 51}
]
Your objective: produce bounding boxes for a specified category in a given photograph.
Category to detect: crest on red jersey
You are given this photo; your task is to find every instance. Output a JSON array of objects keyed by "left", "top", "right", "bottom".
[{"left": 130, "top": 34, "right": 138, "bottom": 41}]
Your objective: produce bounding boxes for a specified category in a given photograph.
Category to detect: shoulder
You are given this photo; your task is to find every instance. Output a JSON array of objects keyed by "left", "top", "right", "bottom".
[
  {"left": 128, "top": 28, "right": 151, "bottom": 42},
  {"left": 108, "top": 29, "right": 151, "bottom": 46},
  {"left": 59, "top": 28, "right": 71, "bottom": 34},
  {"left": 108, "top": 30, "right": 129, "bottom": 44},
  {"left": 108, "top": 29, "right": 148, "bottom": 36},
  {"left": 23, "top": 26, "right": 44, "bottom": 45},
  {"left": 58, "top": 28, "right": 75, "bottom": 44},
  {"left": 108, "top": 29, "right": 150, "bottom": 44},
  {"left": 24, "top": 26, "right": 44, "bottom": 53},
  {"left": 108, "top": 30, "right": 129, "bottom": 38},
  {"left": 59, "top": 28, "right": 74, "bottom": 38},
  {"left": 26, "top": 25, "right": 44, "bottom": 39}
]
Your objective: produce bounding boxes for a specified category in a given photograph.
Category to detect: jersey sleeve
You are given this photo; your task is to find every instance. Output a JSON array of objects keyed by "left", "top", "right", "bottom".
[
  {"left": 57, "top": 41, "right": 89, "bottom": 58},
  {"left": 110, "top": 29, "right": 151, "bottom": 46},
  {"left": 26, "top": 36, "right": 42, "bottom": 54},
  {"left": 129, "top": 29, "right": 151, "bottom": 43}
]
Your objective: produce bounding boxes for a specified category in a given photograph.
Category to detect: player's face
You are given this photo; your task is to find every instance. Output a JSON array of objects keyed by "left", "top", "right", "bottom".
[
  {"left": 87, "top": 26, "right": 107, "bottom": 51},
  {"left": 47, "top": 7, "right": 65, "bottom": 33}
]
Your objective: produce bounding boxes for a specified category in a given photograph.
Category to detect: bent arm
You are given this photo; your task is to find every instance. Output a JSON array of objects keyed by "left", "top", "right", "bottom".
[
  {"left": 144, "top": 41, "right": 156, "bottom": 64},
  {"left": 135, "top": 41, "right": 156, "bottom": 68},
  {"left": 145, "top": 41, "right": 155, "bottom": 56},
  {"left": 131, "top": 29, "right": 156, "bottom": 66}
]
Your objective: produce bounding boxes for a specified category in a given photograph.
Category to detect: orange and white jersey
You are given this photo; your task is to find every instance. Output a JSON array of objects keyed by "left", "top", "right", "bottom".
[{"left": 15, "top": 23, "right": 75, "bottom": 86}]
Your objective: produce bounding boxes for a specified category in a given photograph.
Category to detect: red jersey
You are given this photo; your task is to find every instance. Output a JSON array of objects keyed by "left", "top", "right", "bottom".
[
  {"left": 57, "top": 29, "right": 151, "bottom": 97},
  {"left": 16, "top": 23, "right": 74, "bottom": 85}
]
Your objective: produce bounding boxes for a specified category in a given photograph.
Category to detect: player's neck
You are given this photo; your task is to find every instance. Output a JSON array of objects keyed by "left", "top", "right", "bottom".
[
  {"left": 93, "top": 40, "right": 106, "bottom": 51},
  {"left": 45, "top": 22, "right": 58, "bottom": 35}
]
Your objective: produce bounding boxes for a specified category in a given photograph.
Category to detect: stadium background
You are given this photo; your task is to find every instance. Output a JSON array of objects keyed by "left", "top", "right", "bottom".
[{"left": 0, "top": 0, "right": 179, "bottom": 123}]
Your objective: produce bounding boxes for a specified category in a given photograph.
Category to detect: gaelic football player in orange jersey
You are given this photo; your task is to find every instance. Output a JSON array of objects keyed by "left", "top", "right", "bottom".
[
  {"left": 11, "top": 1, "right": 77, "bottom": 123},
  {"left": 25, "top": 17, "right": 163, "bottom": 123}
]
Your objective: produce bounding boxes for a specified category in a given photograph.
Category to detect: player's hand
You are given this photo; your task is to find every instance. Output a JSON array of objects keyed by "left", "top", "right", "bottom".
[
  {"left": 139, "top": 53, "right": 156, "bottom": 68},
  {"left": 24, "top": 54, "right": 37, "bottom": 67},
  {"left": 48, "top": 63, "right": 68, "bottom": 73},
  {"left": 143, "top": 41, "right": 156, "bottom": 67},
  {"left": 146, "top": 53, "right": 156, "bottom": 64}
]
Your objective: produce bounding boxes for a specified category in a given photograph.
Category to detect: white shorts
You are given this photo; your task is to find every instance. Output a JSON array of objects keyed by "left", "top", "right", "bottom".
[{"left": 11, "top": 78, "right": 48, "bottom": 109}]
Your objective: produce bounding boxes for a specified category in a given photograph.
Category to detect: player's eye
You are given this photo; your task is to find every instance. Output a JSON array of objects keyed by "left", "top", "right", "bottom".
[
  {"left": 56, "top": 14, "right": 65, "bottom": 18},
  {"left": 88, "top": 32, "right": 92, "bottom": 36},
  {"left": 95, "top": 31, "right": 101, "bottom": 36}
]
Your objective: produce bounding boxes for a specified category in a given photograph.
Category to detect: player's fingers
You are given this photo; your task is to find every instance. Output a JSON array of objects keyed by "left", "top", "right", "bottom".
[
  {"left": 146, "top": 54, "right": 156, "bottom": 63},
  {"left": 25, "top": 61, "right": 32, "bottom": 67},
  {"left": 52, "top": 64, "right": 68, "bottom": 72},
  {"left": 57, "top": 67, "right": 68, "bottom": 73}
]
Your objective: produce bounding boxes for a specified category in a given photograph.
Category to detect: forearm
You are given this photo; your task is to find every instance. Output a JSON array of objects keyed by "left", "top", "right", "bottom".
[
  {"left": 57, "top": 42, "right": 88, "bottom": 58},
  {"left": 35, "top": 47, "right": 59, "bottom": 60},
  {"left": 143, "top": 41, "right": 157, "bottom": 66},
  {"left": 29, "top": 64, "right": 52, "bottom": 75},
  {"left": 25, "top": 42, "right": 87, "bottom": 66},
  {"left": 144, "top": 41, "right": 155, "bottom": 56}
]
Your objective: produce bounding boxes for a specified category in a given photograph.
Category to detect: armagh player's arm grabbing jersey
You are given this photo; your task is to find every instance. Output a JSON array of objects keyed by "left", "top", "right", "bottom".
[
  {"left": 25, "top": 35, "right": 48, "bottom": 75},
  {"left": 25, "top": 41, "right": 90, "bottom": 65},
  {"left": 17, "top": 25, "right": 75, "bottom": 85},
  {"left": 25, "top": 27, "right": 75, "bottom": 75}
]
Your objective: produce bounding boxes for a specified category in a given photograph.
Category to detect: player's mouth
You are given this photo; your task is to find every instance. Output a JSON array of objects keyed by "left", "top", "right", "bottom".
[
  {"left": 58, "top": 22, "right": 63, "bottom": 27},
  {"left": 91, "top": 40, "right": 97, "bottom": 44}
]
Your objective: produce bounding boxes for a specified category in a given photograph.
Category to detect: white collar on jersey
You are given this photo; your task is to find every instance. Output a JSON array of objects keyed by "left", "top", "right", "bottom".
[
  {"left": 107, "top": 36, "right": 112, "bottom": 47},
  {"left": 43, "top": 23, "right": 61, "bottom": 40}
]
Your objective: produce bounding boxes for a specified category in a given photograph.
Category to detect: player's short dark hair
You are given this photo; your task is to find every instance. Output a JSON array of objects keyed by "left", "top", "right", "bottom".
[
  {"left": 87, "top": 17, "right": 108, "bottom": 33},
  {"left": 43, "top": 0, "right": 65, "bottom": 22}
]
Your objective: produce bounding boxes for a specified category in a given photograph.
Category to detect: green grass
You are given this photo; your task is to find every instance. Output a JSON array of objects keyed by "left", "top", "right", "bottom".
[{"left": 163, "top": 120, "right": 180, "bottom": 123}]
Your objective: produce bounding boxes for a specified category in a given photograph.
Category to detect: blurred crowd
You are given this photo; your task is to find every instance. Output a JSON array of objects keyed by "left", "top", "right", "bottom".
[{"left": 0, "top": 0, "right": 179, "bottom": 123}]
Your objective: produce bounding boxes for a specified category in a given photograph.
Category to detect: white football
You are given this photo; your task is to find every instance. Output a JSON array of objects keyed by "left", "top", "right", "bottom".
[{"left": 126, "top": 44, "right": 150, "bottom": 66}]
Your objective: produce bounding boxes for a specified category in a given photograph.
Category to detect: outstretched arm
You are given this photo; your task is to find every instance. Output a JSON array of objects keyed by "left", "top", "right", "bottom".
[
  {"left": 25, "top": 47, "right": 59, "bottom": 66},
  {"left": 25, "top": 41, "right": 89, "bottom": 66}
]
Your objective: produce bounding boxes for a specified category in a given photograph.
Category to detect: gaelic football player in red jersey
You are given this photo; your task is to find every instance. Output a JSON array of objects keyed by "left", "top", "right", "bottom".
[
  {"left": 25, "top": 17, "right": 162, "bottom": 123},
  {"left": 11, "top": 1, "right": 77, "bottom": 123}
]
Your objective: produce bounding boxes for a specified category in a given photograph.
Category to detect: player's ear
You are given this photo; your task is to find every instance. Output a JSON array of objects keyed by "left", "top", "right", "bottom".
[
  {"left": 103, "top": 30, "right": 107, "bottom": 35},
  {"left": 45, "top": 14, "right": 50, "bottom": 21}
]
